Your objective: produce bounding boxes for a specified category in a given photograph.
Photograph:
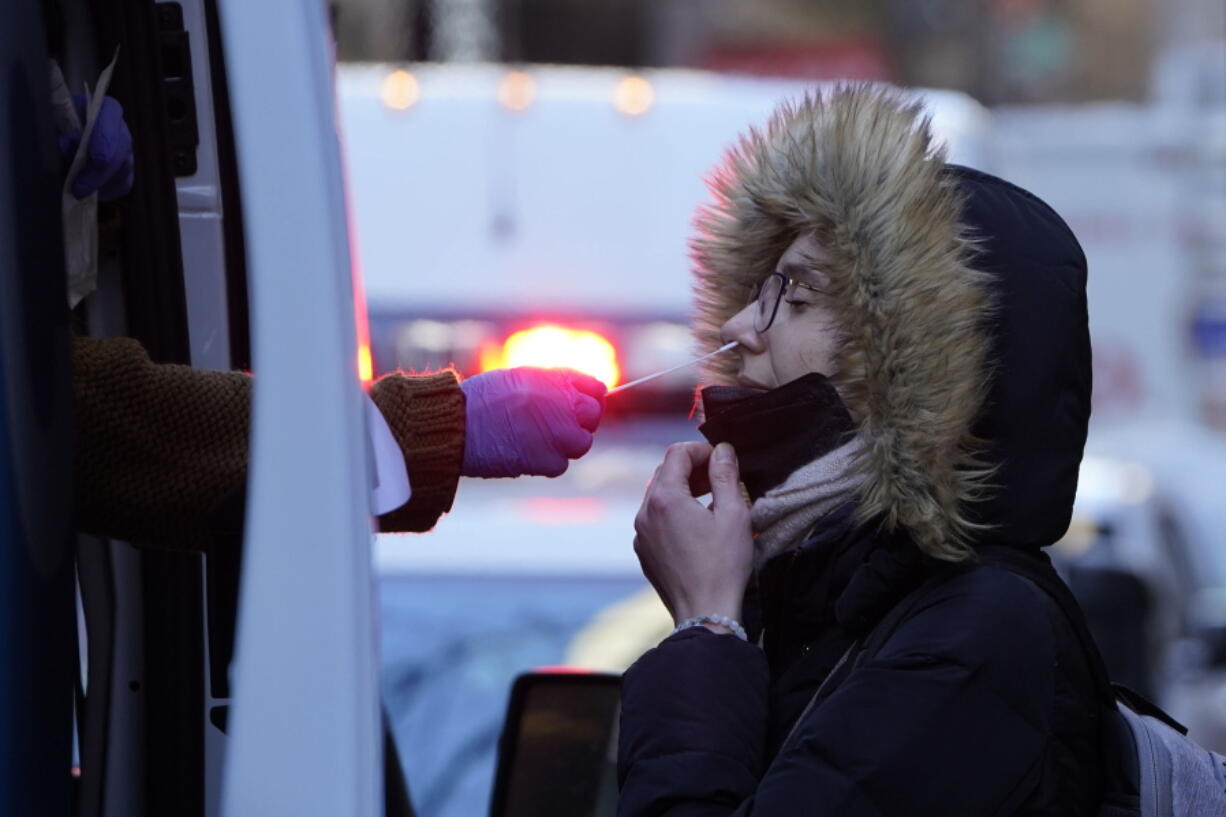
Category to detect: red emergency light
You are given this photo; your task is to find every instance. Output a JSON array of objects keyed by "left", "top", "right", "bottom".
[{"left": 480, "top": 324, "right": 621, "bottom": 389}]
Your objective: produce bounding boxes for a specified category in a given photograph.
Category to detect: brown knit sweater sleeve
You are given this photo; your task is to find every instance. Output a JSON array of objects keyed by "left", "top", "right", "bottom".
[
  {"left": 370, "top": 370, "right": 466, "bottom": 533},
  {"left": 73, "top": 335, "right": 253, "bottom": 551},
  {"left": 73, "top": 336, "right": 466, "bottom": 550}
]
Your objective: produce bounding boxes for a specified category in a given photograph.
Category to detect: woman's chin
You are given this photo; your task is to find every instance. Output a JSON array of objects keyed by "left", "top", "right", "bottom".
[{"left": 736, "top": 375, "right": 772, "bottom": 391}]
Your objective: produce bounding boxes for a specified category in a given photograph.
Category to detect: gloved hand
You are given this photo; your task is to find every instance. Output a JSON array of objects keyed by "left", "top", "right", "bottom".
[
  {"left": 460, "top": 367, "right": 606, "bottom": 478},
  {"left": 58, "top": 95, "right": 135, "bottom": 201}
]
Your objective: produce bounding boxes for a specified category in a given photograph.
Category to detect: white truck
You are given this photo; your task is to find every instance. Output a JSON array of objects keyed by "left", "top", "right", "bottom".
[{"left": 337, "top": 63, "right": 993, "bottom": 395}]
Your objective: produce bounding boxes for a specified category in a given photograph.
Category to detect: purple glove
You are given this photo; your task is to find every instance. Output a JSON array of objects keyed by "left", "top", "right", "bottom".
[
  {"left": 460, "top": 367, "right": 607, "bottom": 478},
  {"left": 58, "top": 95, "right": 135, "bottom": 201}
]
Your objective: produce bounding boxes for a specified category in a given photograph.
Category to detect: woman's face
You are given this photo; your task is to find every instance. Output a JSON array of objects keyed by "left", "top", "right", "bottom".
[{"left": 720, "top": 233, "right": 840, "bottom": 390}]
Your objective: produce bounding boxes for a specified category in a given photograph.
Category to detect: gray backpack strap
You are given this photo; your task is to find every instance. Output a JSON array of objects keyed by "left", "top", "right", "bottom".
[{"left": 1117, "top": 698, "right": 1226, "bottom": 816}]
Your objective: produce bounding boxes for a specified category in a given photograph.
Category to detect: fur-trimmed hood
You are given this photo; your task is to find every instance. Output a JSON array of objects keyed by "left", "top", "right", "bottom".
[{"left": 691, "top": 85, "right": 1091, "bottom": 560}]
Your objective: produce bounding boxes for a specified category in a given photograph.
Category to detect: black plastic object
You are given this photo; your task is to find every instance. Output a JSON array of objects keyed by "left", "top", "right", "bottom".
[
  {"left": 490, "top": 671, "right": 622, "bottom": 817},
  {"left": 156, "top": 3, "right": 199, "bottom": 176}
]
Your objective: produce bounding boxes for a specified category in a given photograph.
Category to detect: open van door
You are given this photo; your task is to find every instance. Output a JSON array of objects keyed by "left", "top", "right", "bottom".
[{"left": 216, "top": 0, "right": 385, "bottom": 814}]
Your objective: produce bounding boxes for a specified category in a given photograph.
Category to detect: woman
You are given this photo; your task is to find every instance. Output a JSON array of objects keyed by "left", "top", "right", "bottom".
[{"left": 621, "top": 85, "right": 1099, "bottom": 816}]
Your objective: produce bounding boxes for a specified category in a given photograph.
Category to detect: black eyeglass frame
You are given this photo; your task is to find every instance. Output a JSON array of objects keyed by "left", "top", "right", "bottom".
[{"left": 748, "top": 272, "right": 827, "bottom": 333}]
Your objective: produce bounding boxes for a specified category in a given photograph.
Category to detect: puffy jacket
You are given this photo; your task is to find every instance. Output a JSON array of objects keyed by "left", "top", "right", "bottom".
[
  {"left": 619, "top": 507, "right": 1101, "bottom": 816},
  {"left": 618, "top": 87, "right": 1099, "bottom": 817}
]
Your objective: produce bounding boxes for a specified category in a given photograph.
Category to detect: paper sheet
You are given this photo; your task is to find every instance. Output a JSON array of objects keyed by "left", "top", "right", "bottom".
[{"left": 366, "top": 394, "right": 412, "bottom": 516}]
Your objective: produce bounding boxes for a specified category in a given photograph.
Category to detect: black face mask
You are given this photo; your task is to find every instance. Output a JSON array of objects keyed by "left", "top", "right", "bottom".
[{"left": 698, "top": 373, "right": 856, "bottom": 501}]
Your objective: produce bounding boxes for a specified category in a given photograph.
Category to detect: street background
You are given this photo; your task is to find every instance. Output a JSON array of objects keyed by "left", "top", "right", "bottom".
[{"left": 327, "top": 2, "right": 1225, "bottom": 815}]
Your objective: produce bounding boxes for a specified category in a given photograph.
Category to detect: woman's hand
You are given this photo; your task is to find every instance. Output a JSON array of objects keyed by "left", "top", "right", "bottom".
[{"left": 633, "top": 442, "right": 753, "bottom": 628}]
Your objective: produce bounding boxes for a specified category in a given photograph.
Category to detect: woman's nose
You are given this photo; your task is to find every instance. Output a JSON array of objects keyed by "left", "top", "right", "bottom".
[{"left": 721, "top": 303, "right": 765, "bottom": 353}]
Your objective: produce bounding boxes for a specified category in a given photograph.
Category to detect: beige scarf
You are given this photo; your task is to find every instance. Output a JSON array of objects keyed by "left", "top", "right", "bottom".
[{"left": 749, "top": 436, "right": 867, "bottom": 569}]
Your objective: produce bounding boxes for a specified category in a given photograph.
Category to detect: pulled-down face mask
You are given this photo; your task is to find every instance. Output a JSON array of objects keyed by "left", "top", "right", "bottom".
[{"left": 698, "top": 373, "right": 856, "bottom": 501}]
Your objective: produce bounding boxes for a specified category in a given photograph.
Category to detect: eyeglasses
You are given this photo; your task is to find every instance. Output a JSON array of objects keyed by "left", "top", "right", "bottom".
[{"left": 747, "top": 272, "right": 826, "bottom": 333}]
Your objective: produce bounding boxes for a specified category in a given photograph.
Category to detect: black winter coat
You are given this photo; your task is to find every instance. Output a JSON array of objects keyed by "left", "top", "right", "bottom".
[
  {"left": 618, "top": 507, "right": 1101, "bottom": 817},
  {"left": 617, "top": 131, "right": 1100, "bottom": 814}
]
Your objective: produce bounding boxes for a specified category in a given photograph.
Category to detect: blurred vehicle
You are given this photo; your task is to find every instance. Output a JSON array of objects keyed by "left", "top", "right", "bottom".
[{"left": 993, "top": 102, "right": 1219, "bottom": 426}]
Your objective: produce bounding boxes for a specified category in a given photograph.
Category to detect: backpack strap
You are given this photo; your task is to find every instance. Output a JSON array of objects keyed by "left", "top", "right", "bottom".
[
  {"left": 779, "top": 545, "right": 1144, "bottom": 811},
  {"left": 791, "top": 570, "right": 957, "bottom": 719},
  {"left": 979, "top": 547, "right": 1187, "bottom": 725},
  {"left": 973, "top": 546, "right": 1158, "bottom": 811},
  {"left": 973, "top": 546, "right": 1118, "bottom": 708},
  {"left": 852, "top": 570, "right": 962, "bottom": 666},
  {"left": 813, "top": 546, "right": 1118, "bottom": 708},
  {"left": 777, "top": 571, "right": 954, "bottom": 749}
]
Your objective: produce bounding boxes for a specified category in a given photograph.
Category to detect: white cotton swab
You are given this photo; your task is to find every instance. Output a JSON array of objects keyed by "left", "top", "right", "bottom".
[{"left": 606, "top": 341, "right": 739, "bottom": 395}]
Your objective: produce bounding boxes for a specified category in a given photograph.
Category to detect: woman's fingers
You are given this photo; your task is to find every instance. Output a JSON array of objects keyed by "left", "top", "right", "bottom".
[
  {"left": 632, "top": 440, "right": 753, "bottom": 627},
  {"left": 655, "top": 442, "right": 713, "bottom": 495},
  {"left": 708, "top": 443, "right": 746, "bottom": 516},
  {"left": 688, "top": 464, "right": 713, "bottom": 498}
]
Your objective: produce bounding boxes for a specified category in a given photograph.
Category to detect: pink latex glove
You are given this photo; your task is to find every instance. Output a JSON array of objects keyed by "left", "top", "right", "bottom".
[{"left": 460, "top": 367, "right": 606, "bottom": 478}]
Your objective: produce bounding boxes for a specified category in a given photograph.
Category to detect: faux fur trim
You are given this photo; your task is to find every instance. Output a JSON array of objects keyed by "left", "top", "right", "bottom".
[{"left": 691, "top": 84, "right": 995, "bottom": 561}]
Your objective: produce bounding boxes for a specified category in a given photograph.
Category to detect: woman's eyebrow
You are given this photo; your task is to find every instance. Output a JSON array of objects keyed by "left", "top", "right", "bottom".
[
  {"left": 777, "top": 262, "right": 810, "bottom": 277},
  {"left": 777, "top": 262, "right": 825, "bottom": 286}
]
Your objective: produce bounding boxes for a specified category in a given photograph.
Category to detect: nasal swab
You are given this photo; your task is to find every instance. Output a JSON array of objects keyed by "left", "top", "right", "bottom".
[{"left": 606, "top": 341, "right": 739, "bottom": 395}]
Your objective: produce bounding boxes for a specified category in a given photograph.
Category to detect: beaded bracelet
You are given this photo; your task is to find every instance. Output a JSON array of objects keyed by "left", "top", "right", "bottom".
[{"left": 671, "top": 614, "right": 748, "bottom": 642}]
